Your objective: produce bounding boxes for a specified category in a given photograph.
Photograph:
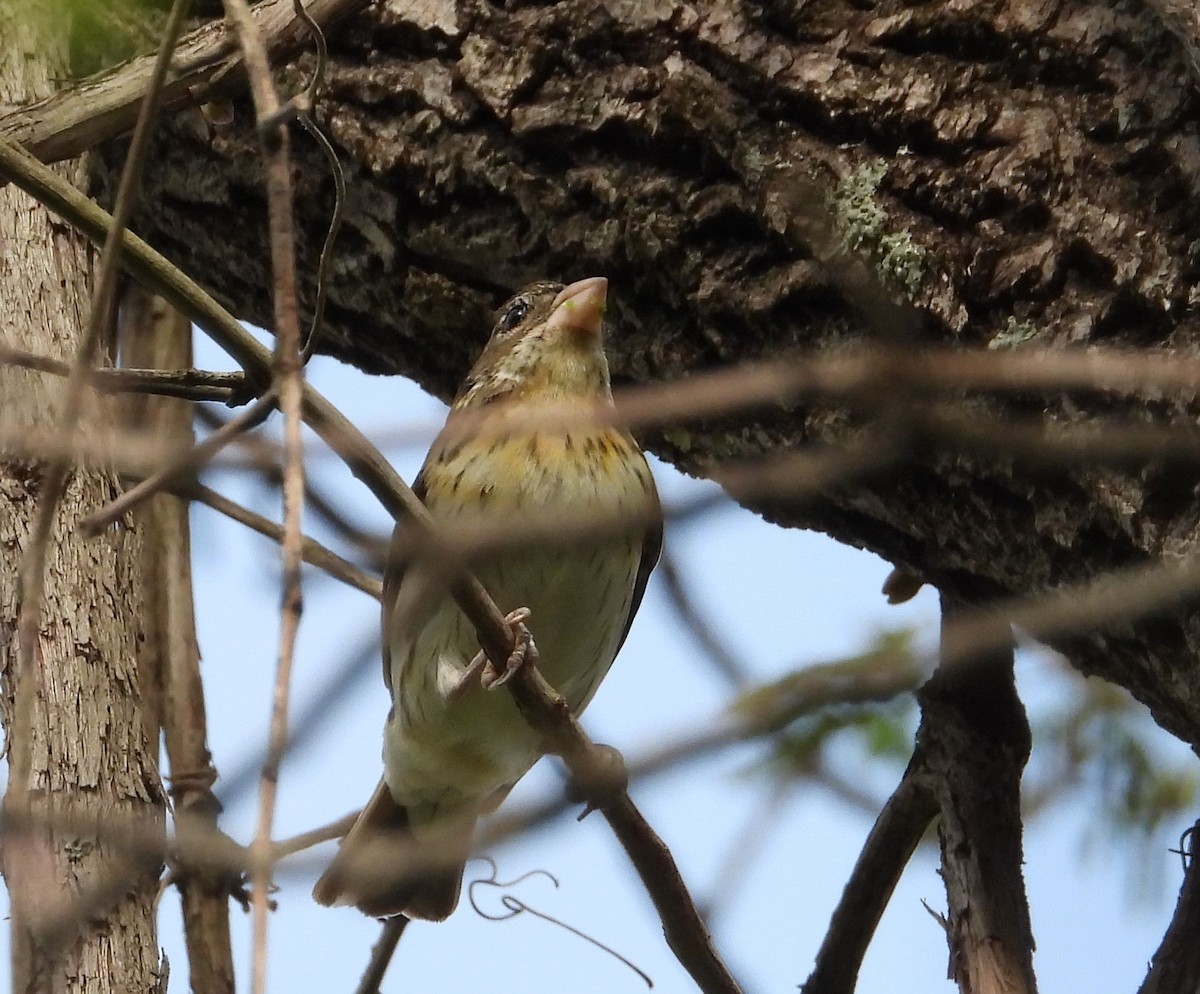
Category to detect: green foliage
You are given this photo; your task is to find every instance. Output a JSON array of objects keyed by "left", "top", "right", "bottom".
[
  {"left": 54, "top": 0, "right": 176, "bottom": 78},
  {"left": 732, "top": 629, "right": 920, "bottom": 782},
  {"left": 737, "top": 630, "right": 1196, "bottom": 890},
  {"left": 1027, "top": 673, "right": 1197, "bottom": 849},
  {"left": 758, "top": 699, "right": 916, "bottom": 780}
]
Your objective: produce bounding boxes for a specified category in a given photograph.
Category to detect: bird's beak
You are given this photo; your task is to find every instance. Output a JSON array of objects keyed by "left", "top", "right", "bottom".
[{"left": 546, "top": 277, "right": 608, "bottom": 338}]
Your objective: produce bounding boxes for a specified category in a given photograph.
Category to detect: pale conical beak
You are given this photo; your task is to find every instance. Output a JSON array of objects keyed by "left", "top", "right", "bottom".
[{"left": 546, "top": 277, "right": 608, "bottom": 337}]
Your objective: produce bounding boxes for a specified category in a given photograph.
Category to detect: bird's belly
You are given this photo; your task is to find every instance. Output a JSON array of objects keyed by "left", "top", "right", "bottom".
[{"left": 384, "top": 538, "right": 641, "bottom": 815}]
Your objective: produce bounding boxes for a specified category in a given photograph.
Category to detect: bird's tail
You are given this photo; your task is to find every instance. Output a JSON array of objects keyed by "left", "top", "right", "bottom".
[{"left": 312, "top": 780, "right": 474, "bottom": 921}]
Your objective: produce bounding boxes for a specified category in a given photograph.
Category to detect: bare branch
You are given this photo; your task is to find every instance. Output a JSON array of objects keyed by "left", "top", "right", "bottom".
[
  {"left": 483, "top": 643, "right": 926, "bottom": 849},
  {"left": 187, "top": 481, "right": 381, "bottom": 599},
  {"left": 505, "top": 663, "right": 743, "bottom": 994},
  {"left": 214, "top": 1, "right": 310, "bottom": 991},
  {"left": 121, "top": 289, "right": 236, "bottom": 994},
  {"left": 1139, "top": 822, "right": 1200, "bottom": 994},
  {"left": 0, "top": 0, "right": 370, "bottom": 165},
  {"left": 803, "top": 773, "right": 938, "bottom": 994},
  {"left": 82, "top": 391, "right": 277, "bottom": 534},
  {"left": 197, "top": 404, "right": 387, "bottom": 566},
  {"left": 353, "top": 919, "right": 409, "bottom": 994},
  {"left": 924, "top": 597, "right": 1036, "bottom": 994},
  {"left": 0, "top": 341, "right": 249, "bottom": 402}
]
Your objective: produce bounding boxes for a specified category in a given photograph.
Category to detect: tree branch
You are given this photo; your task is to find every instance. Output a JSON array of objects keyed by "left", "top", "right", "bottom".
[
  {"left": 121, "top": 288, "right": 236, "bottom": 994},
  {"left": 186, "top": 481, "right": 381, "bottom": 598},
  {"left": 923, "top": 597, "right": 1036, "bottom": 994},
  {"left": 0, "top": 341, "right": 249, "bottom": 402},
  {"left": 214, "top": 2, "right": 310, "bottom": 991},
  {"left": 82, "top": 390, "right": 278, "bottom": 534},
  {"left": 1138, "top": 822, "right": 1200, "bottom": 994},
  {"left": 803, "top": 771, "right": 938, "bottom": 994},
  {"left": 353, "top": 918, "right": 409, "bottom": 994},
  {"left": 506, "top": 663, "right": 743, "bottom": 994},
  {"left": 0, "top": 0, "right": 370, "bottom": 164}
]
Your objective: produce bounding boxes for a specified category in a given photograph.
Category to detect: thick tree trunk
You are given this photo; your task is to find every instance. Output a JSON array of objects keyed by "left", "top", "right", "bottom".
[
  {"left": 81, "top": 0, "right": 1200, "bottom": 750},
  {"left": 0, "top": 5, "right": 163, "bottom": 993}
]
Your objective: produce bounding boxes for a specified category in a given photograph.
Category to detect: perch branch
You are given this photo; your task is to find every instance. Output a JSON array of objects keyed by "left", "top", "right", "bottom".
[
  {"left": 353, "top": 919, "right": 409, "bottom": 994},
  {"left": 506, "top": 664, "right": 743, "bottom": 994}
]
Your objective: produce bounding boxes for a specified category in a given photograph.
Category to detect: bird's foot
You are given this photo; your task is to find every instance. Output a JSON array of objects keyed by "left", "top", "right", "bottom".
[
  {"left": 453, "top": 608, "right": 537, "bottom": 699},
  {"left": 481, "top": 607, "right": 537, "bottom": 690}
]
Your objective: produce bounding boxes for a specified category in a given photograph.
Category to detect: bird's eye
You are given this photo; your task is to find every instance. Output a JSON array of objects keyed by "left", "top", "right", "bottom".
[{"left": 498, "top": 298, "right": 529, "bottom": 333}]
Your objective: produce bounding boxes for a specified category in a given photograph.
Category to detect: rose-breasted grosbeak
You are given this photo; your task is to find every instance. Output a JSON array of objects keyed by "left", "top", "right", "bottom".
[{"left": 313, "top": 277, "right": 661, "bottom": 920}]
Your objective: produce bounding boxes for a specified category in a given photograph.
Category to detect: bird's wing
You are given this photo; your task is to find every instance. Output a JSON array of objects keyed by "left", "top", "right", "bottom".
[
  {"left": 381, "top": 470, "right": 429, "bottom": 694},
  {"left": 615, "top": 486, "right": 663, "bottom": 656}
]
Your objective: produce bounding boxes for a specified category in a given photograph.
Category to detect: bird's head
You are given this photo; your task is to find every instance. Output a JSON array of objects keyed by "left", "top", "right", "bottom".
[{"left": 453, "top": 277, "right": 613, "bottom": 409}]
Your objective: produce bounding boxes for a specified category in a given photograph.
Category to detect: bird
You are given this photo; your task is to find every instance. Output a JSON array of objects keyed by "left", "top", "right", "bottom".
[{"left": 313, "top": 277, "right": 662, "bottom": 921}]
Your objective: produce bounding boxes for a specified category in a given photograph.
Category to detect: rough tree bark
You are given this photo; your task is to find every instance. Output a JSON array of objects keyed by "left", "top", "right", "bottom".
[
  {"left": 87, "top": 0, "right": 1200, "bottom": 750},
  {"left": 0, "top": 5, "right": 164, "bottom": 994}
]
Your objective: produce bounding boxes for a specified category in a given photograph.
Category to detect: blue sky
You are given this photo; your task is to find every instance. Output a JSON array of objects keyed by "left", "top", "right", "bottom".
[{"left": 2, "top": 328, "right": 1190, "bottom": 992}]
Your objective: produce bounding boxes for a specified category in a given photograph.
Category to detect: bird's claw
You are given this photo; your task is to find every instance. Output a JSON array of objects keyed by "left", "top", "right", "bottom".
[{"left": 481, "top": 607, "right": 537, "bottom": 690}]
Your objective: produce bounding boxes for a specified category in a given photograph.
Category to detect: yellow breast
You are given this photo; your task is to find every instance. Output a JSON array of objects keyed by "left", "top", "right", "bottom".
[{"left": 384, "top": 425, "right": 657, "bottom": 816}]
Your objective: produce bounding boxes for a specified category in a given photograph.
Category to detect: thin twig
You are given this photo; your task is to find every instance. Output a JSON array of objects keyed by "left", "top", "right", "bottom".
[
  {"left": 217, "top": 2, "right": 308, "bottom": 992},
  {"left": 271, "top": 812, "right": 358, "bottom": 863},
  {"left": 354, "top": 918, "right": 409, "bottom": 994},
  {"left": 0, "top": 341, "right": 249, "bottom": 401},
  {"left": 81, "top": 390, "right": 278, "bottom": 536},
  {"left": 186, "top": 482, "right": 381, "bottom": 598},
  {"left": 197, "top": 405, "right": 387, "bottom": 566}
]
